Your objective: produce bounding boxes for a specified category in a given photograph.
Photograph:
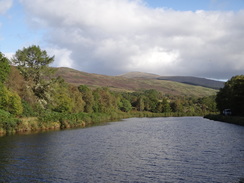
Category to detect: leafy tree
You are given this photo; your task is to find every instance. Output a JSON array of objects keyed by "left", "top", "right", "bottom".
[
  {"left": 0, "top": 84, "right": 23, "bottom": 116},
  {"left": 49, "top": 79, "right": 75, "bottom": 113},
  {"left": 199, "top": 95, "right": 217, "bottom": 113},
  {"left": 69, "top": 85, "right": 85, "bottom": 113},
  {"left": 161, "top": 98, "right": 171, "bottom": 113},
  {"left": 92, "top": 87, "right": 117, "bottom": 113},
  {"left": 7, "top": 92, "right": 23, "bottom": 116},
  {"left": 12, "top": 45, "right": 55, "bottom": 83},
  {"left": 144, "top": 89, "right": 161, "bottom": 112},
  {"left": 170, "top": 99, "right": 183, "bottom": 113},
  {"left": 136, "top": 96, "right": 145, "bottom": 111},
  {"left": 0, "top": 84, "right": 9, "bottom": 109},
  {"left": 216, "top": 75, "right": 244, "bottom": 116},
  {"left": 119, "top": 98, "right": 132, "bottom": 112},
  {"left": 78, "top": 85, "right": 94, "bottom": 113},
  {"left": 53, "top": 93, "right": 74, "bottom": 113},
  {"left": 0, "top": 52, "right": 10, "bottom": 83},
  {"left": 12, "top": 45, "right": 56, "bottom": 107}
]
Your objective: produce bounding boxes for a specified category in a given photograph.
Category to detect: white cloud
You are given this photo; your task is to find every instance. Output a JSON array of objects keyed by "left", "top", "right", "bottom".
[
  {"left": 20, "top": 0, "right": 244, "bottom": 79},
  {"left": 46, "top": 47, "right": 73, "bottom": 68},
  {"left": 0, "top": 0, "right": 12, "bottom": 14}
]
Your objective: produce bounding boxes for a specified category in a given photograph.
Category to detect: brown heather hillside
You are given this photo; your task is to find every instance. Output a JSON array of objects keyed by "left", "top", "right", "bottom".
[{"left": 55, "top": 67, "right": 218, "bottom": 97}]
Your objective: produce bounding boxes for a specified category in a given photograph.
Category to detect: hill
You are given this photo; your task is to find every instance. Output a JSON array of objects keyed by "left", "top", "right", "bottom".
[
  {"left": 157, "top": 76, "right": 224, "bottom": 89},
  {"left": 55, "top": 67, "right": 218, "bottom": 97},
  {"left": 119, "top": 72, "right": 160, "bottom": 79},
  {"left": 121, "top": 72, "right": 224, "bottom": 89}
]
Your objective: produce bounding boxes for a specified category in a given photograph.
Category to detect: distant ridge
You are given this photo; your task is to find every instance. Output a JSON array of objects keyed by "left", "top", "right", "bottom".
[
  {"left": 120, "top": 72, "right": 224, "bottom": 89},
  {"left": 119, "top": 72, "right": 160, "bottom": 79},
  {"left": 55, "top": 67, "right": 219, "bottom": 97},
  {"left": 157, "top": 76, "right": 224, "bottom": 89}
]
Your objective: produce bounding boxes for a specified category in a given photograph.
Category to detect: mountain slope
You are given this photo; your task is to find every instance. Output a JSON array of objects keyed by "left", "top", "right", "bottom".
[
  {"left": 121, "top": 72, "right": 224, "bottom": 89},
  {"left": 158, "top": 76, "right": 224, "bottom": 89},
  {"left": 55, "top": 67, "right": 218, "bottom": 97},
  {"left": 119, "top": 72, "right": 160, "bottom": 79}
]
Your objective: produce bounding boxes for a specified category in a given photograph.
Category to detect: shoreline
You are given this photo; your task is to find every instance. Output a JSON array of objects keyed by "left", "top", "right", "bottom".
[
  {"left": 1, "top": 111, "right": 204, "bottom": 137},
  {"left": 4, "top": 112, "right": 241, "bottom": 137},
  {"left": 204, "top": 114, "right": 244, "bottom": 126}
]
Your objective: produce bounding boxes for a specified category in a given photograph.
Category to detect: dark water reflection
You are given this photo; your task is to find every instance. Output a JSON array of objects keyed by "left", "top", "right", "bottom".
[{"left": 0, "top": 117, "right": 243, "bottom": 182}]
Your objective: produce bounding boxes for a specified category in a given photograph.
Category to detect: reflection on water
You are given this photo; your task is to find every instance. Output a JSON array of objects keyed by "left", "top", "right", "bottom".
[{"left": 0, "top": 117, "right": 243, "bottom": 182}]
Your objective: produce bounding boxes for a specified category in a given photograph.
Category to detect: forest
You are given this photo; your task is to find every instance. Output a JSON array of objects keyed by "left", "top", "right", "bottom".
[{"left": 1, "top": 45, "right": 242, "bottom": 135}]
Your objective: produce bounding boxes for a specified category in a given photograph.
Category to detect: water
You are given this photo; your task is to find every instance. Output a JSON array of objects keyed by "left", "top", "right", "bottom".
[{"left": 0, "top": 117, "right": 243, "bottom": 183}]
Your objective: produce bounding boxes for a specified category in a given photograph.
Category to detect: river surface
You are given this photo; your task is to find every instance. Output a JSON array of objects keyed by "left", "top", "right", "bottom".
[{"left": 0, "top": 117, "right": 243, "bottom": 183}]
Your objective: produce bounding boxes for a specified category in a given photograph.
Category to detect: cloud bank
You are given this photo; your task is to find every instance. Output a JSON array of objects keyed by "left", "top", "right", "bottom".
[{"left": 20, "top": 0, "right": 244, "bottom": 79}]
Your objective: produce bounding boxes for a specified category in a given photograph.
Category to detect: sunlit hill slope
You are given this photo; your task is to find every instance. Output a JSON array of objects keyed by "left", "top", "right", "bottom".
[{"left": 55, "top": 67, "right": 223, "bottom": 97}]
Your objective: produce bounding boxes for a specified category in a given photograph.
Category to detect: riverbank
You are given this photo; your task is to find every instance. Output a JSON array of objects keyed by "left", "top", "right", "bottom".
[
  {"left": 1, "top": 111, "right": 187, "bottom": 136},
  {"left": 204, "top": 114, "right": 244, "bottom": 126}
]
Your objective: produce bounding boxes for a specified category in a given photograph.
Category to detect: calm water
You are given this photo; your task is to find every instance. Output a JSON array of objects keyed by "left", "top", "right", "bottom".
[{"left": 0, "top": 117, "right": 243, "bottom": 183}]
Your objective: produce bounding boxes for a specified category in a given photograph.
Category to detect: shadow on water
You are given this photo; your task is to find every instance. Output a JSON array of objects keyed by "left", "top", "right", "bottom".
[{"left": 239, "top": 178, "right": 244, "bottom": 183}]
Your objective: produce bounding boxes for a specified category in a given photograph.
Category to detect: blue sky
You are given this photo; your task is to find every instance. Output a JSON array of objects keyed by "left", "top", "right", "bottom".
[
  {"left": 0, "top": 0, "right": 244, "bottom": 79},
  {"left": 145, "top": 0, "right": 244, "bottom": 11}
]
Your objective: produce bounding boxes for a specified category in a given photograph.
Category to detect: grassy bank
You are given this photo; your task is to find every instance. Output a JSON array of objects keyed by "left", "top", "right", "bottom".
[
  {"left": 204, "top": 114, "right": 244, "bottom": 126},
  {"left": 0, "top": 111, "right": 207, "bottom": 136}
]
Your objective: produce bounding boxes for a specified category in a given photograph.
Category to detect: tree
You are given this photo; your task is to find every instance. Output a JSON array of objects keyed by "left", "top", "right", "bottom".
[
  {"left": 12, "top": 45, "right": 56, "bottom": 107},
  {"left": 216, "top": 75, "right": 244, "bottom": 116},
  {"left": 170, "top": 99, "right": 183, "bottom": 113},
  {"left": 78, "top": 85, "right": 94, "bottom": 113},
  {"left": 12, "top": 45, "right": 55, "bottom": 83},
  {"left": 0, "top": 52, "right": 10, "bottom": 83},
  {"left": 119, "top": 98, "right": 132, "bottom": 112},
  {"left": 161, "top": 98, "right": 171, "bottom": 113},
  {"left": 136, "top": 96, "right": 145, "bottom": 111},
  {"left": 0, "top": 84, "right": 23, "bottom": 116},
  {"left": 7, "top": 91, "right": 23, "bottom": 116}
]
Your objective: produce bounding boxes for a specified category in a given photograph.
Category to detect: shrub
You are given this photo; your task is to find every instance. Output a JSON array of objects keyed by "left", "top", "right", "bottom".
[{"left": 0, "top": 109, "right": 20, "bottom": 134}]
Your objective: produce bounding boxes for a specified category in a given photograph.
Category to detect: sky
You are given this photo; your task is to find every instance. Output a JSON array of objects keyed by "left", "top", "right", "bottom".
[{"left": 0, "top": 0, "right": 244, "bottom": 80}]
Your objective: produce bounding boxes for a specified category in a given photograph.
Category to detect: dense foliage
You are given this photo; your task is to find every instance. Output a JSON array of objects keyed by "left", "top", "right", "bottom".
[
  {"left": 12, "top": 45, "right": 57, "bottom": 108},
  {"left": 0, "top": 52, "right": 10, "bottom": 83},
  {"left": 216, "top": 75, "right": 244, "bottom": 116},
  {"left": 0, "top": 46, "right": 219, "bottom": 135}
]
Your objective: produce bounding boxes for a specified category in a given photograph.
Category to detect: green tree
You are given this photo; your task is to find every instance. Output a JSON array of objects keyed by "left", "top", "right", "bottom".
[
  {"left": 49, "top": 78, "right": 75, "bottom": 113},
  {"left": 144, "top": 89, "right": 161, "bottom": 112},
  {"left": 0, "top": 52, "right": 10, "bottom": 83},
  {"left": 53, "top": 93, "right": 74, "bottom": 113},
  {"left": 0, "top": 84, "right": 23, "bottom": 116},
  {"left": 200, "top": 95, "right": 217, "bottom": 113},
  {"left": 92, "top": 87, "right": 117, "bottom": 113},
  {"left": 119, "top": 98, "right": 132, "bottom": 112},
  {"left": 78, "top": 85, "right": 94, "bottom": 113},
  {"left": 12, "top": 45, "right": 56, "bottom": 107},
  {"left": 7, "top": 92, "right": 23, "bottom": 116},
  {"left": 170, "top": 99, "right": 183, "bottom": 113},
  {"left": 69, "top": 85, "right": 85, "bottom": 113},
  {"left": 161, "top": 98, "right": 171, "bottom": 113},
  {"left": 0, "top": 84, "right": 9, "bottom": 109},
  {"left": 216, "top": 75, "right": 244, "bottom": 116},
  {"left": 136, "top": 96, "right": 145, "bottom": 111}
]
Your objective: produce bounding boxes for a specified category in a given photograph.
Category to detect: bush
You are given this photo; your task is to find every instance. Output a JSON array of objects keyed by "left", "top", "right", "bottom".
[{"left": 0, "top": 109, "right": 20, "bottom": 134}]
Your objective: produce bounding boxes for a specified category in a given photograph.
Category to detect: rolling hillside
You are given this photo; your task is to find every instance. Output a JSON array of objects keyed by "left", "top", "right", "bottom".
[
  {"left": 120, "top": 72, "right": 224, "bottom": 89},
  {"left": 158, "top": 76, "right": 224, "bottom": 89},
  {"left": 55, "top": 67, "right": 219, "bottom": 97}
]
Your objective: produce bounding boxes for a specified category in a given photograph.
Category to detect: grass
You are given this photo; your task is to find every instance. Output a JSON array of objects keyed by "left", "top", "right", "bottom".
[{"left": 0, "top": 110, "right": 207, "bottom": 136}]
